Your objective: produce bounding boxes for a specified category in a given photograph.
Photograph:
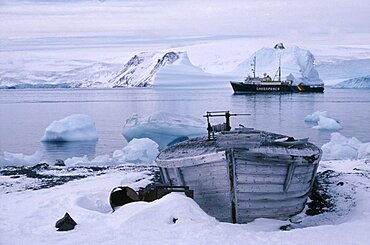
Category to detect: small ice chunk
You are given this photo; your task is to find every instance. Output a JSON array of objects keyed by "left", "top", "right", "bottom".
[
  {"left": 312, "top": 116, "right": 342, "bottom": 131},
  {"left": 64, "top": 155, "right": 90, "bottom": 166},
  {"left": 121, "top": 138, "right": 159, "bottom": 164},
  {"left": 122, "top": 112, "right": 206, "bottom": 149},
  {"left": 304, "top": 111, "right": 330, "bottom": 123},
  {"left": 0, "top": 151, "right": 43, "bottom": 167},
  {"left": 321, "top": 132, "right": 370, "bottom": 160},
  {"left": 41, "top": 114, "right": 98, "bottom": 142}
]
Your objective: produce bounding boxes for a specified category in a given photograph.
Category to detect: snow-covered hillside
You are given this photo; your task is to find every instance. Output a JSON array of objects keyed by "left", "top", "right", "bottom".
[
  {"left": 108, "top": 52, "right": 182, "bottom": 87},
  {"left": 108, "top": 51, "right": 232, "bottom": 88},
  {"left": 0, "top": 62, "right": 122, "bottom": 89},
  {"left": 0, "top": 44, "right": 325, "bottom": 89},
  {"left": 332, "top": 75, "right": 370, "bottom": 89},
  {"left": 232, "top": 45, "right": 323, "bottom": 85}
]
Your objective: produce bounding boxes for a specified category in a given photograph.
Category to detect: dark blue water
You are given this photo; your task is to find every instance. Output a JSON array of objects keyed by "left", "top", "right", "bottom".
[{"left": 0, "top": 87, "right": 369, "bottom": 162}]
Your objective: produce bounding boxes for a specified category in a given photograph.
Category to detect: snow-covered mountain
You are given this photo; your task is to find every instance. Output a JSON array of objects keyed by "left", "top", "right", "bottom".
[
  {"left": 108, "top": 51, "right": 231, "bottom": 88},
  {"left": 231, "top": 45, "right": 323, "bottom": 85},
  {"left": 332, "top": 75, "right": 370, "bottom": 89},
  {"left": 108, "top": 52, "right": 181, "bottom": 87},
  {"left": 0, "top": 62, "right": 122, "bottom": 89},
  {"left": 0, "top": 45, "right": 325, "bottom": 89}
]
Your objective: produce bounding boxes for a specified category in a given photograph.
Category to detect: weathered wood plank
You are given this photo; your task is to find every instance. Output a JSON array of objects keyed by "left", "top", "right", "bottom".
[
  {"left": 235, "top": 164, "right": 315, "bottom": 175},
  {"left": 236, "top": 195, "right": 307, "bottom": 209},
  {"left": 235, "top": 188, "right": 311, "bottom": 201},
  {"left": 236, "top": 182, "right": 312, "bottom": 193},
  {"left": 238, "top": 204, "right": 304, "bottom": 217},
  {"left": 235, "top": 174, "right": 312, "bottom": 185}
]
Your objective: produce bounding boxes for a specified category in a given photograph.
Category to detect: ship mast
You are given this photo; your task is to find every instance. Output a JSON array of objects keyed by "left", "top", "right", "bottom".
[
  {"left": 278, "top": 56, "right": 281, "bottom": 82},
  {"left": 251, "top": 56, "right": 256, "bottom": 78}
]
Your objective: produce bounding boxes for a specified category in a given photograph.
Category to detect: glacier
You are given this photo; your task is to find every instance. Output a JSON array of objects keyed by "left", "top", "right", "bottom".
[{"left": 332, "top": 75, "right": 370, "bottom": 89}]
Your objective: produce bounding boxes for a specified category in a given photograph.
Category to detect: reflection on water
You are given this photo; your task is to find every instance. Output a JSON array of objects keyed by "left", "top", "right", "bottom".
[{"left": 42, "top": 141, "right": 97, "bottom": 162}]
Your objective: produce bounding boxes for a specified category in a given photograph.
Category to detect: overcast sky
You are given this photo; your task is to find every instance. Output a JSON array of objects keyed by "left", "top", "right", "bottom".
[{"left": 0, "top": 0, "right": 369, "bottom": 40}]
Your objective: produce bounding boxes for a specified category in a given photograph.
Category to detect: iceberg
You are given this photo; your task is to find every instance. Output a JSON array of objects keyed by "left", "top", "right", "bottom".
[
  {"left": 232, "top": 46, "right": 323, "bottom": 85},
  {"left": 322, "top": 133, "right": 370, "bottom": 160},
  {"left": 122, "top": 112, "right": 206, "bottom": 149},
  {"left": 41, "top": 114, "right": 98, "bottom": 142}
]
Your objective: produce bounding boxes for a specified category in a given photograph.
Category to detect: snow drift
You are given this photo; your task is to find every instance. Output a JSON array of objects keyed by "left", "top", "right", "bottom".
[
  {"left": 332, "top": 75, "right": 370, "bottom": 89},
  {"left": 122, "top": 112, "right": 206, "bottom": 149},
  {"left": 41, "top": 114, "right": 98, "bottom": 142},
  {"left": 232, "top": 45, "right": 323, "bottom": 85}
]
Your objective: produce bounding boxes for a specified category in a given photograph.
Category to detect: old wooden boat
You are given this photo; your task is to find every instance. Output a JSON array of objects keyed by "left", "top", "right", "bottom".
[{"left": 156, "top": 111, "right": 322, "bottom": 223}]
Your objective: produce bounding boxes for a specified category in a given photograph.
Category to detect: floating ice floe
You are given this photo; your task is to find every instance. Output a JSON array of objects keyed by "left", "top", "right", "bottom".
[
  {"left": 0, "top": 151, "right": 43, "bottom": 167},
  {"left": 64, "top": 138, "right": 159, "bottom": 166},
  {"left": 304, "top": 111, "right": 330, "bottom": 122},
  {"left": 122, "top": 112, "right": 206, "bottom": 149},
  {"left": 114, "top": 138, "right": 159, "bottom": 164},
  {"left": 305, "top": 111, "right": 342, "bottom": 131},
  {"left": 321, "top": 132, "right": 370, "bottom": 160},
  {"left": 41, "top": 114, "right": 98, "bottom": 142}
]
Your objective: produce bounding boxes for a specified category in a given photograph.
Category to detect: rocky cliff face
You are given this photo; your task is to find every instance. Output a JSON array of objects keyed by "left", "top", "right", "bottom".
[{"left": 108, "top": 52, "right": 182, "bottom": 87}]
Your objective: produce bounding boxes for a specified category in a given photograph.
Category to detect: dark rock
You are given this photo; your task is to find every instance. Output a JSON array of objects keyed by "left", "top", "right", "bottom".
[
  {"left": 31, "top": 163, "right": 49, "bottom": 170},
  {"left": 55, "top": 212, "right": 77, "bottom": 231},
  {"left": 279, "top": 224, "right": 292, "bottom": 231},
  {"left": 337, "top": 181, "right": 344, "bottom": 186},
  {"left": 55, "top": 159, "right": 65, "bottom": 166},
  {"left": 274, "top": 43, "right": 285, "bottom": 49},
  {"left": 109, "top": 186, "right": 140, "bottom": 211}
]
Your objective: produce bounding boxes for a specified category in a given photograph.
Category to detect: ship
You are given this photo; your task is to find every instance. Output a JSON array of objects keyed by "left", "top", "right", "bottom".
[
  {"left": 156, "top": 111, "right": 322, "bottom": 223},
  {"left": 230, "top": 56, "right": 324, "bottom": 93}
]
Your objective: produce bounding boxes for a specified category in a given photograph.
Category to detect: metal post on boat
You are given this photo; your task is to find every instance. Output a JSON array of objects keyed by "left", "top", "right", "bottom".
[{"left": 203, "top": 111, "right": 251, "bottom": 140}]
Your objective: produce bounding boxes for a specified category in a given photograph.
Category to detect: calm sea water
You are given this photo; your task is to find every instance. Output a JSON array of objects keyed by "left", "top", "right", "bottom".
[{"left": 0, "top": 87, "right": 369, "bottom": 162}]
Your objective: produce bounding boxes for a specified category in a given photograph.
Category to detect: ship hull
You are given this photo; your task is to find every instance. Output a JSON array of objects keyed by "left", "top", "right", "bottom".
[{"left": 230, "top": 81, "right": 324, "bottom": 93}]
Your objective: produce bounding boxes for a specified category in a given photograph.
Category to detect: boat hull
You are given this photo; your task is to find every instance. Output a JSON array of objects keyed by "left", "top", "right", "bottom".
[
  {"left": 230, "top": 81, "right": 324, "bottom": 93},
  {"left": 156, "top": 129, "right": 321, "bottom": 223}
]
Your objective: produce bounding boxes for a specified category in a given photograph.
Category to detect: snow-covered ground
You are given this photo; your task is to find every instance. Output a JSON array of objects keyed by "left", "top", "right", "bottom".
[
  {"left": 1, "top": 157, "right": 370, "bottom": 244},
  {"left": 1, "top": 1, "right": 370, "bottom": 244}
]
